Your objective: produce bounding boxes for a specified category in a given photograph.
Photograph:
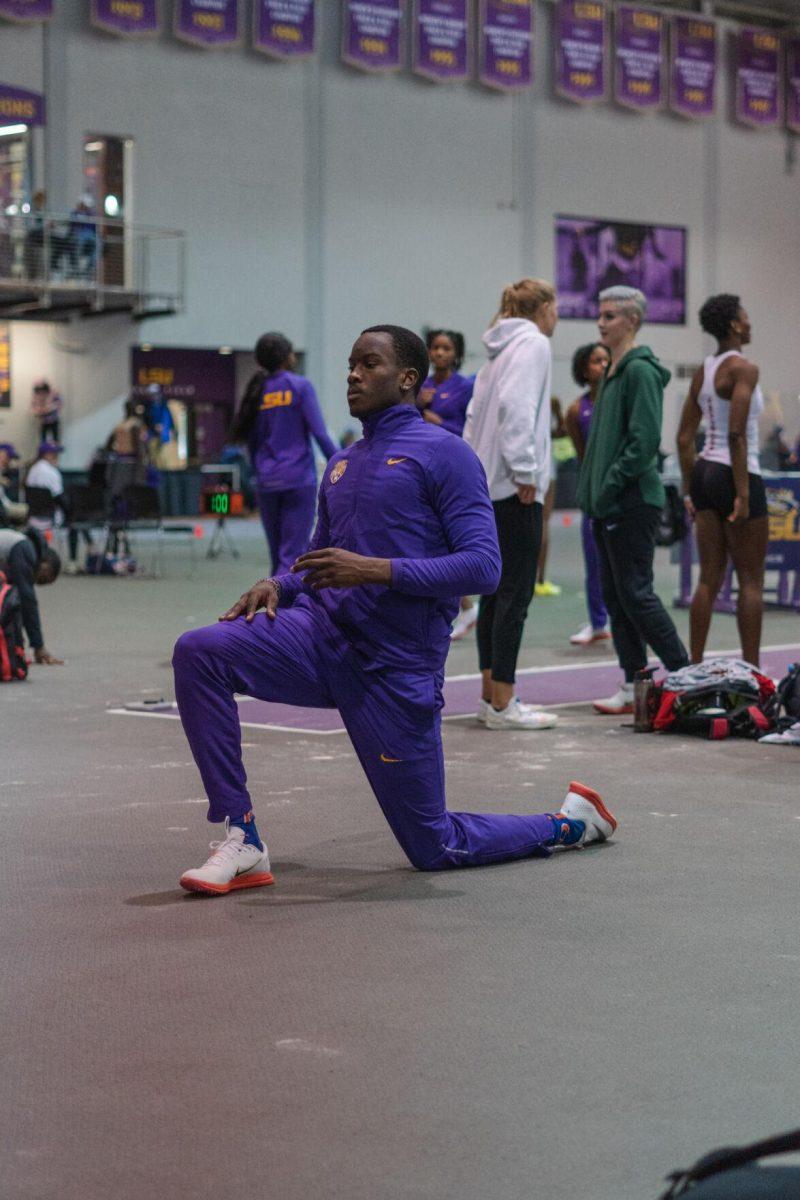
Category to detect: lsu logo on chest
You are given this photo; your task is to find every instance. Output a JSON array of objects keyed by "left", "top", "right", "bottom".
[{"left": 261, "top": 390, "right": 293, "bottom": 410}]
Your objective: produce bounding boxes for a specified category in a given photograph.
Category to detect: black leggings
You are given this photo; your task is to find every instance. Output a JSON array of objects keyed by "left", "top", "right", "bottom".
[
  {"left": 690, "top": 458, "right": 767, "bottom": 520},
  {"left": 477, "top": 496, "right": 542, "bottom": 684}
]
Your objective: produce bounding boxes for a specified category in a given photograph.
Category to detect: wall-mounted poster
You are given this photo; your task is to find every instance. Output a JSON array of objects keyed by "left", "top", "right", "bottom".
[
  {"left": 253, "top": 0, "right": 315, "bottom": 58},
  {"left": 735, "top": 28, "right": 781, "bottom": 128},
  {"left": 342, "top": 0, "right": 404, "bottom": 73},
  {"left": 555, "top": 0, "right": 608, "bottom": 105},
  {"left": 478, "top": 0, "right": 534, "bottom": 92},
  {"left": 0, "top": 0, "right": 52, "bottom": 21},
  {"left": 0, "top": 324, "right": 10, "bottom": 409},
  {"left": 555, "top": 215, "right": 687, "bottom": 324},
  {"left": 174, "top": 0, "right": 241, "bottom": 47},
  {"left": 788, "top": 38, "right": 800, "bottom": 134},
  {"left": 614, "top": 5, "right": 665, "bottom": 111},
  {"left": 412, "top": 0, "right": 469, "bottom": 83},
  {"left": 91, "top": 0, "right": 161, "bottom": 36},
  {"left": 670, "top": 15, "right": 716, "bottom": 118}
]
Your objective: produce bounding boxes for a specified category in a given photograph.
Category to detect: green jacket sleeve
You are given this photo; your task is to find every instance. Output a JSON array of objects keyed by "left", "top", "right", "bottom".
[{"left": 595, "top": 362, "right": 662, "bottom": 512}]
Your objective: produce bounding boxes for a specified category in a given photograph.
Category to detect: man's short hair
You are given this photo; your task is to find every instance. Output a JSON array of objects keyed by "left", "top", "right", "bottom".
[
  {"left": 598, "top": 286, "right": 647, "bottom": 326},
  {"left": 37, "top": 547, "right": 61, "bottom": 584},
  {"left": 361, "top": 325, "right": 429, "bottom": 397},
  {"left": 699, "top": 294, "right": 741, "bottom": 342}
]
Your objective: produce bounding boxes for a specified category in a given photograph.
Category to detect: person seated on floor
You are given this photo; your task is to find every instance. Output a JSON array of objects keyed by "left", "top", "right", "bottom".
[
  {"left": 0, "top": 443, "right": 28, "bottom": 528},
  {"left": 0, "top": 526, "right": 63, "bottom": 664},
  {"left": 25, "top": 441, "right": 91, "bottom": 573}
]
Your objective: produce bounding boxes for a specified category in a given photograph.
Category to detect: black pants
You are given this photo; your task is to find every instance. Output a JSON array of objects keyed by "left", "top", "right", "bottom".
[
  {"left": 593, "top": 506, "right": 688, "bottom": 683},
  {"left": 477, "top": 496, "right": 542, "bottom": 684}
]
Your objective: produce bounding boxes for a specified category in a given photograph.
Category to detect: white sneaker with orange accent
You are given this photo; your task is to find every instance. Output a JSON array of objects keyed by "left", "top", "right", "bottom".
[
  {"left": 593, "top": 684, "right": 634, "bottom": 714},
  {"left": 179, "top": 818, "right": 274, "bottom": 896},
  {"left": 556, "top": 781, "right": 617, "bottom": 846}
]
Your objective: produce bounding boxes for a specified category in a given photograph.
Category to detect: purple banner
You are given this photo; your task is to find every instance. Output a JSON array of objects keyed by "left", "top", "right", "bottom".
[
  {"left": 0, "top": 0, "right": 51, "bottom": 20},
  {"left": 91, "top": 0, "right": 161, "bottom": 37},
  {"left": 0, "top": 325, "right": 9, "bottom": 410},
  {"left": 131, "top": 347, "right": 236, "bottom": 407},
  {"left": 555, "top": 215, "right": 686, "bottom": 325},
  {"left": 766, "top": 476, "right": 800, "bottom": 571},
  {"left": 788, "top": 39, "right": 800, "bottom": 135},
  {"left": 342, "top": 1, "right": 404, "bottom": 73},
  {"left": 412, "top": 0, "right": 469, "bottom": 83},
  {"left": 479, "top": 0, "right": 533, "bottom": 91},
  {"left": 253, "top": 0, "right": 315, "bottom": 58},
  {"left": 174, "top": 0, "right": 241, "bottom": 47},
  {"left": 555, "top": 0, "right": 608, "bottom": 105},
  {"left": 0, "top": 84, "right": 46, "bottom": 126},
  {"left": 736, "top": 28, "right": 782, "bottom": 128},
  {"left": 670, "top": 16, "right": 716, "bottom": 119},
  {"left": 614, "top": 5, "right": 665, "bottom": 111}
]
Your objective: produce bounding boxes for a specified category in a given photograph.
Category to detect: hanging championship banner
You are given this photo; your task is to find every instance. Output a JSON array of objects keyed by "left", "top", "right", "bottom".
[
  {"left": 478, "top": 0, "right": 533, "bottom": 92},
  {"left": 0, "top": 84, "right": 46, "bottom": 125},
  {"left": 342, "top": 1, "right": 404, "bottom": 73},
  {"left": 670, "top": 15, "right": 716, "bottom": 119},
  {"left": 253, "top": 0, "right": 315, "bottom": 58},
  {"left": 91, "top": 0, "right": 161, "bottom": 37},
  {"left": 788, "top": 38, "right": 800, "bottom": 134},
  {"left": 412, "top": 0, "right": 469, "bottom": 83},
  {"left": 555, "top": 0, "right": 608, "bottom": 105},
  {"left": 0, "top": 0, "right": 52, "bottom": 20},
  {"left": 175, "top": 0, "right": 241, "bottom": 47},
  {"left": 735, "top": 28, "right": 782, "bottom": 128},
  {"left": 0, "top": 325, "right": 10, "bottom": 410},
  {"left": 614, "top": 5, "right": 665, "bottom": 112}
]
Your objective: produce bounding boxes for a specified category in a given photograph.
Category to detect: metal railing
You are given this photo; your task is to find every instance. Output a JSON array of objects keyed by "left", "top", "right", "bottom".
[{"left": 0, "top": 208, "right": 185, "bottom": 319}]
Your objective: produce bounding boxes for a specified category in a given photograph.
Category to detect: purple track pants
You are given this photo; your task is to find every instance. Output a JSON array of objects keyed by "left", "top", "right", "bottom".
[
  {"left": 581, "top": 513, "right": 608, "bottom": 631},
  {"left": 172, "top": 603, "right": 556, "bottom": 871},
  {"left": 257, "top": 485, "right": 317, "bottom": 575}
]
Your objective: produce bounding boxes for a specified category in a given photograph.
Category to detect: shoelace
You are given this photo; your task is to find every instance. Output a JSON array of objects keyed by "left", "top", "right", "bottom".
[{"left": 206, "top": 832, "right": 250, "bottom": 865}]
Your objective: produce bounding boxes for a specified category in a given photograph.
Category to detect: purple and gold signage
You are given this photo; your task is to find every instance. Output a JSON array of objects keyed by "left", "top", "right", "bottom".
[
  {"left": 670, "top": 15, "right": 716, "bottom": 119},
  {"left": 253, "top": 0, "right": 315, "bottom": 58},
  {"left": 0, "top": 84, "right": 46, "bottom": 126},
  {"left": 555, "top": 0, "right": 607, "bottom": 105},
  {"left": 614, "top": 5, "right": 664, "bottom": 112},
  {"left": 478, "top": 0, "right": 533, "bottom": 92},
  {"left": 736, "top": 28, "right": 782, "bottom": 128},
  {"left": 788, "top": 38, "right": 800, "bottom": 135},
  {"left": 175, "top": 0, "right": 241, "bottom": 47},
  {"left": 0, "top": 0, "right": 52, "bottom": 21},
  {"left": 90, "top": 0, "right": 161, "bottom": 37},
  {"left": 412, "top": 0, "right": 469, "bottom": 83},
  {"left": 0, "top": 325, "right": 10, "bottom": 410},
  {"left": 342, "top": 1, "right": 404, "bottom": 73}
]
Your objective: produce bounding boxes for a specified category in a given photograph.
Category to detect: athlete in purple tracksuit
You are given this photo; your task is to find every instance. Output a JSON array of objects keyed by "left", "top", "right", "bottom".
[{"left": 173, "top": 326, "right": 616, "bottom": 895}]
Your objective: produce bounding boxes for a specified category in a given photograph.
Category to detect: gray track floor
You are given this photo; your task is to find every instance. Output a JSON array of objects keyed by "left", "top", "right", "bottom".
[{"left": 2, "top": 517, "right": 799, "bottom": 1200}]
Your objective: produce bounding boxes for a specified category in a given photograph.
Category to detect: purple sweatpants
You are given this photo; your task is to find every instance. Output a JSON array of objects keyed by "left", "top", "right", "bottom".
[
  {"left": 172, "top": 603, "right": 556, "bottom": 871},
  {"left": 581, "top": 513, "right": 608, "bottom": 631},
  {"left": 257, "top": 485, "right": 317, "bottom": 575}
]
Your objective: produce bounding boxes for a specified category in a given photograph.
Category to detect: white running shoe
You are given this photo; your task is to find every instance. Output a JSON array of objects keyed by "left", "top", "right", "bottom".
[
  {"left": 476, "top": 697, "right": 542, "bottom": 724},
  {"left": 570, "top": 624, "right": 611, "bottom": 646},
  {"left": 179, "top": 818, "right": 274, "bottom": 896},
  {"left": 758, "top": 721, "right": 800, "bottom": 746},
  {"left": 450, "top": 606, "right": 478, "bottom": 640},
  {"left": 556, "top": 780, "right": 617, "bottom": 846},
  {"left": 485, "top": 698, "right": 558, "bottom": 730},
  {"left": 593, "top": 684, "right": 634, "bottom": 715}
]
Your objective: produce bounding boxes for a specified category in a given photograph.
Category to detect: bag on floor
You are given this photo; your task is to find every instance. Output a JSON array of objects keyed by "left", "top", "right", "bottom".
[
  {"left": 0, "top": 569, "right": 28, "bottom": 682},
  {"left": 655, "top": 484, "right": 688, "bottom": 547},
  {"left": 659, "top": 1125, "right": 800, "bottom": 1197},
  {"left": 652, "top": 658, "right": 775, "bottom": 740}
]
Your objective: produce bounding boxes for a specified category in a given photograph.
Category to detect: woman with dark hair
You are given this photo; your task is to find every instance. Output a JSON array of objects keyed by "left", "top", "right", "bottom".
[
  {"left": 232, "top": 332, "right": 337, "bottom": 574},
  {"left": 564, "top": 342, "right": 611, "bottom": 645},
  {"left": 677, "top": 294, "right": 767, "bottom": 666}
]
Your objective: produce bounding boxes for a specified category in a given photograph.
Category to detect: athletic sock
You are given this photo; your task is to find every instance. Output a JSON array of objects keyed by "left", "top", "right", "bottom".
[
  {"left": 547, "top": 814, "right": 586, "bottom": 847},
  {"left": 230, "top": 811, "right": 263, "bottom": 851}
]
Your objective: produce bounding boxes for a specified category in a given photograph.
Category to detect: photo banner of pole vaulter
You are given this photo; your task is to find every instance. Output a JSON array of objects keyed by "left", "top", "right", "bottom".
[
  {"left": 555, "top": 0, "right": 608, "bottom": 104},
  {"left": 0, "top": 326, "right": 10, "bottom": 409},
  {"left": 478, "top": 0, "right": 534, "bottom": 92},
  {"left": 174, "top": 0, "right": 242, "bottom": 47},
  {"left": 785, "top": 37, "right": 800, "bottom": 134},
  {"left": 91, "top": 0, "right": 161, "bottom": 37},
  {"left": 342, "top": 0, "right": 405, "bottom": 73},
  {"left": 253, "top": 0, "right": 315, "bottom": 58},
  {"left": 0, "top": 84, "right": 46, "bottom": 125},
  {"left": 412, "top": 0, "right": 469, "bottom": 83},
  {"left": 735, "top": 27, "right": 782, "bottom": 128},
  {"left": 613, "top": 5, "right": 665, "bottom": 112},
  {"left": 0, "top": 0, "right": 51, "bottom": 21},
  {"left": 669, "top": 14, "right": 716, "bottom": 119},
  {"left": 766, "top": 476, "right": 800, "bottom": 571},
  {"left": 555, "top": 215, "right": 686, "bottom": 324}
]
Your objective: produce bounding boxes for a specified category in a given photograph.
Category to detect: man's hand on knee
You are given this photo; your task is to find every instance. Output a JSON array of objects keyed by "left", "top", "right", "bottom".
[{"left": 220, "top": 578, "right": 281, "bottom": 623}]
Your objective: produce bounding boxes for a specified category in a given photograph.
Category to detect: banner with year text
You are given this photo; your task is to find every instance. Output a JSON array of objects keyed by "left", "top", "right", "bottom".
[
  {"left": 412, "top": 0, "right": 469, "bottom": 83},
  {"left": 614, "top": 5, "right": 665, "bottom": 112},
  {"left": 91, "top": 0, "right": 161, "bottom": 36},
  {"left": 479, "top": 0, "right": 533, "bottom": 92},
  {"left": 253, "top": 0, "right": 315, "bottom": 58},
  {"left": 342, "top": 1, "right": 404, "bottom": 73},
  {"left": 735, "top": 27, "right": 782, "bottom": 128},
  {"left": 174, "top": 0, "right": 241, "bottom": 47},
  {"left": 669, "top": 15, "right": 716, "bottom": 119},
  {"left": 0, "top": 0, "right": 51, "bottom": 21},
  {"left": 555, "top": 0, "right": 608, "bottom": 105}
]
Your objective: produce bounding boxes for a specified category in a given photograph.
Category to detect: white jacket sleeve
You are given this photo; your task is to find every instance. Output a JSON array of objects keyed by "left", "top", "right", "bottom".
[{"left": 496, "top": 338, "right": 551, "bottom": 488}]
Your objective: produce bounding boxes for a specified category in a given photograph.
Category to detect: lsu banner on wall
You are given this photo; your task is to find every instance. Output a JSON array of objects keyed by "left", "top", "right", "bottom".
[
  {"left": 614, "top": 5, "right": 664, "bottom": 111},
  {"left": 555, "top": 0, "right": 607, "bottom": 104},
  {"left": 765, "top": 475, "right": 800, "bottom": 571},
  {"left": 412, "top": 0, "right": 469, "bottom": 83},
  {"left": 174, "top": 0, "right": 241, "bottom": 47},
  {"left": 342, "top": 1, "right": 404, "bottom": 73},
  {"left": 788, "top": 38, "right": 800, "bottom": 135},
  {"left": 670, "top": 15, "right": 716, "bottom": 118},
  {"left": 0, "top": 84, "right": 46, "bottom": 125},
  {"left": 0, "top": 0, "right": 51, "bottom": 20},
  {"left": 91, "top": 0, "right": 161, "bottom": 36},
  {"left": 735, "top": 28, "right": 782, "bottom": 128},
  {"left": 478, "top": 1, "right": 533, "bottom": 92},
  {"left": 253, "top": 0, "right": 315, "bottom": 58}
]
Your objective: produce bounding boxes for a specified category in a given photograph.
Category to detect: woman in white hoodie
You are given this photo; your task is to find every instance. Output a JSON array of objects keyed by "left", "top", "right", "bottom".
[{"left": 464, "top": 279, "right": 559, "bottom": 731}]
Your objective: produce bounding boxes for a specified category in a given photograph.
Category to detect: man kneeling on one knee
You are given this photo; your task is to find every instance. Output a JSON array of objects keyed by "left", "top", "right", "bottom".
[{"left": 173, "top": 326, "right": 617, "bottom": 894}]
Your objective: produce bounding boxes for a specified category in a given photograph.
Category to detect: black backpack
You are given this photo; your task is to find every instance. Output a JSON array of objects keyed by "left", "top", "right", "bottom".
[
  {"left": 660, "top": 1126, "right": 800, "bottom": 1197},
  {"left": 0, "top": 569, "right": 27, "bottom": 681},
  {"left": 773, "top": 663, "right": 800, "bottom": 731},
  {"left": 656, "top": 483, "right": 688, "bottom": 547}
]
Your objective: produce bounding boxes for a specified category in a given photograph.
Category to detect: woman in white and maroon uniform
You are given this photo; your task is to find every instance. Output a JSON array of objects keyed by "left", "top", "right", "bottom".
[{"left": 677, "top": 294, "right": 767, "bottom": 667}]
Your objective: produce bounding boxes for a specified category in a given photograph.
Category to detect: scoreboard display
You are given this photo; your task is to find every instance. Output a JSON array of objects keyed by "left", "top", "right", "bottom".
[{"left": 200, "top": 488, "right": 245, "bottom": 517}]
